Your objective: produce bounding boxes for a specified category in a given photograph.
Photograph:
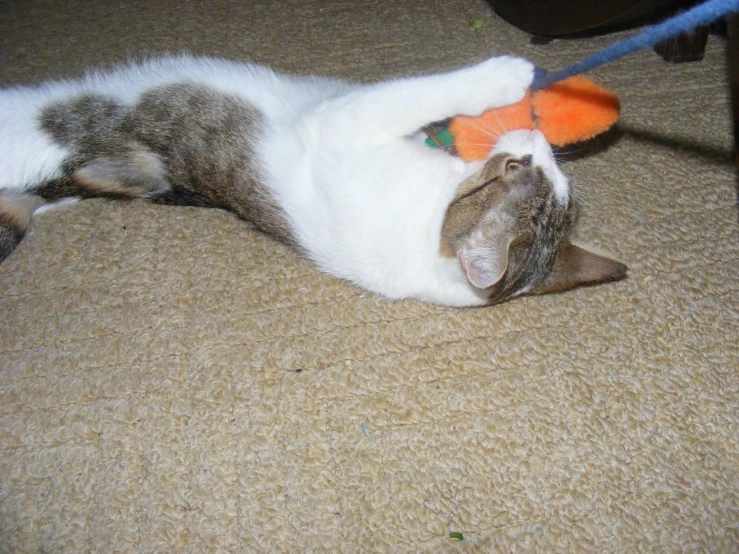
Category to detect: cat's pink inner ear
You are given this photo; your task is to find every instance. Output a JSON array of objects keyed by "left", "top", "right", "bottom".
[
  {"left": 542, "top": 244, "right": 627, "bottom": 294},
  {"left": 458, "top": 241, "right": 510, "bottom": 289}
]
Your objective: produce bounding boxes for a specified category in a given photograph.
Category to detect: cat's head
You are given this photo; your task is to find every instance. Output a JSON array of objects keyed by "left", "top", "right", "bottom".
[{"left": 441, "top": 129, "right": 626, "bottom": 304}]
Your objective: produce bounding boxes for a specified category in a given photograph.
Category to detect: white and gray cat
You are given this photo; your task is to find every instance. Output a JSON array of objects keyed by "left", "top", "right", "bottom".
[{"left": 0, "top": 55, "right": 626, "bottom": 306}]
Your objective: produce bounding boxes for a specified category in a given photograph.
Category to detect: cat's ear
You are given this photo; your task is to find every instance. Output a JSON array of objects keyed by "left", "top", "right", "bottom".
[
  {"left": 458, "top": 236, "right": 511, "bottom": 289},
  {"left": 540, "top": 244, "right": 627, "bottom": 294}
]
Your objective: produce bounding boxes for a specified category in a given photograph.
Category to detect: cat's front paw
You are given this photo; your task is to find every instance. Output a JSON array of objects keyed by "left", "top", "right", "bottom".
[
  {"left": 464, "top": 56, "right": 535, "bottom": 114},
  {"left": 487, "top": 56, "right": 535, "bottom": 106}
]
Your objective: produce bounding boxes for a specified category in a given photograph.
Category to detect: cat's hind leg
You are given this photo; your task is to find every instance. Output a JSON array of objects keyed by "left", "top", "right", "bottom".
[
  {"left": 70, "top": 143, "right": 171, "bottom": 199},
  {"left": 37, "top": 92, "right": 171, "bottom": 200},
  {"left": 0, "top": 144, "right": 170, "bottom": 263}
]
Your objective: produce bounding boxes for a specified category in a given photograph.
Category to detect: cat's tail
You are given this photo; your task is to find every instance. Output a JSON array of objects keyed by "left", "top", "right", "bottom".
[{"left": 0, "top": 192, "right": 46, "bottom": 262}]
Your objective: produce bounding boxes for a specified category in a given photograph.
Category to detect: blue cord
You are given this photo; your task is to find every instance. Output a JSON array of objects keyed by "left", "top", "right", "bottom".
[{"left": 531, "top": 0, "right": 739, "bottom": 91}]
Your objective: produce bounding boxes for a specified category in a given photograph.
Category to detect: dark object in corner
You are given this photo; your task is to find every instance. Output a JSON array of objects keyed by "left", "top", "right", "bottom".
[
  {"left": 728, "top": 15, "right": 739, "bottom": 174},
  {"left": 489, "top": 0, "right": 683, "bottom": 37},
  {"left": 654, "top": 14, "right": 710, "bottom": 61},
  {"left": 530, "top": 35, "right": 553, "bottom": 45},
  {"left": 490, "top": 0, "right": 715, "bottom": 62}
]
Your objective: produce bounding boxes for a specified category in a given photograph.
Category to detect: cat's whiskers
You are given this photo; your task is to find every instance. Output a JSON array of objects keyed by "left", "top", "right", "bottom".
[
  {"left": 554, "top": 144, "right": 593, "bottom": 160},
  {"left": 567, "top": 177, "right": 595, "bottom": 209},
  {"left": 456, "top": 141, "right": 511, "bottom": 148},
  {"left": 573, "top": 192, "right": 595, "bottom": 210},
  {"left": 462, "top": 117, "right": 499, "bottom": 148}
]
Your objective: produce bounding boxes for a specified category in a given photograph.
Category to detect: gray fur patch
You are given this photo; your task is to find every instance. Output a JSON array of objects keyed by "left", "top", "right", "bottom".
[
  {"left": 124, "top": 83, "right": 293, "bottom": 244},
  {"left": 38, "top": 83, "right": 293, "bottom": 245}
]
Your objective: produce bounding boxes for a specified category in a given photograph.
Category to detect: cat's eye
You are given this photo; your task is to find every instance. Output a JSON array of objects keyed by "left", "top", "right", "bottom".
[{"left": 505, "top": 155, "right": 532, "bottom": 174}]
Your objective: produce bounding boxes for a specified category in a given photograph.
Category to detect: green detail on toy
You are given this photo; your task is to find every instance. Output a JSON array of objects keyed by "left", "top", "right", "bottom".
[{"left": 425, "top": 127, "right": 454, "bottom": 149}]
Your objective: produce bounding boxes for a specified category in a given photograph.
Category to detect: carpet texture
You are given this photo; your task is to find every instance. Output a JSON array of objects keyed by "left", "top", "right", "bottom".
[{"left": 1, "top": 1, "right": 737, "bottom": 552}]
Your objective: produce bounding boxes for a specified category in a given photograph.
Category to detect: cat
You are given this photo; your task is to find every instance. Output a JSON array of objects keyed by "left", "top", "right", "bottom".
[{"left": 0, "top": 55, "right": 626, "bottom": 307}]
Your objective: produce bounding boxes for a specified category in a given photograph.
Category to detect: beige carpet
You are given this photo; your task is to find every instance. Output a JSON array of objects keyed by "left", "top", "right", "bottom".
[{"left": 1, "top": 1, "right": 737, "bottom": 552}]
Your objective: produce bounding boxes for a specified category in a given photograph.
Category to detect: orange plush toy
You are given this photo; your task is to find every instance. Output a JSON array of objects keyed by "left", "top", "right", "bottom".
[{"left": 426, "top": 75, "right": 620, "bottom": 161}]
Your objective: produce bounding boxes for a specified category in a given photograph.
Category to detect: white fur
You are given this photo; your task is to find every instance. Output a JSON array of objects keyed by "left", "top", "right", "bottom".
[
  {"left": 0, "top": 55, "right": 564, "bottom": 306},
  {"left": 0, "top": 87, "right": 70, "bottom": 189},
  {"left": 33, "top": 197, "right": 79, "bottom": 215}
]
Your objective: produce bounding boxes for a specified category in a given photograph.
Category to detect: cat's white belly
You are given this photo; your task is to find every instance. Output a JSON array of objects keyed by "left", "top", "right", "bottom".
[{"left": 263, "top": 132, "right": 489, "bottom": 306}]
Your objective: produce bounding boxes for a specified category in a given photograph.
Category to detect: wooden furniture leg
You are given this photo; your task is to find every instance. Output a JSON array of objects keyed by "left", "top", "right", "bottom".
[{"left": 654, "top": 24, "right": 710, "bottom": 62}]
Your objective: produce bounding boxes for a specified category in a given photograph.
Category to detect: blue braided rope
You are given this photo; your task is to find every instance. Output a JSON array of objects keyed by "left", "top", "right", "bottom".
[{"left": 531, "top": 0, "right": 739, "bottom": 91}]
